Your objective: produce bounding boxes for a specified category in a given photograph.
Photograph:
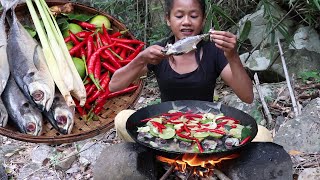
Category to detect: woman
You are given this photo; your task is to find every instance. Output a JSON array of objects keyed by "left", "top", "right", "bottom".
[{"left": 109, "top": 0, "right": 268, "bottom": 142}]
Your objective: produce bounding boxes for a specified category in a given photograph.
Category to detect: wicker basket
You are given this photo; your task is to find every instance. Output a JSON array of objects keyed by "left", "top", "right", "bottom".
[{"left": 0, "top": 0, "right": 143, "bottom": 144}]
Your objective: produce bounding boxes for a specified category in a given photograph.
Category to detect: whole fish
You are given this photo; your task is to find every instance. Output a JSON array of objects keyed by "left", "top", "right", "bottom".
[
  {"left": 2, "top": 76, "right": 43, "bottom": 136},
  {"left": 6, "top": 0, "right": 55, "bottom": 111},
  {"left": 0, "top": 0, "right": 15, "bottom": 94},
  {"left": 43, "top": 89, "right": 75, "bottom": 134},
  {"left": 161, "top": 33, "right": 209, "bottom": 56},
  {"left": 0, "top": 98, "right": 8, "bottom": 127}
]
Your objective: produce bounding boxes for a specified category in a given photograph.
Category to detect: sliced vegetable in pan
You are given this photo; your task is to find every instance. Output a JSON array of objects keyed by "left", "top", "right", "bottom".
[{"left": 137, "top": 110, "right": 252, "bottom": 153}]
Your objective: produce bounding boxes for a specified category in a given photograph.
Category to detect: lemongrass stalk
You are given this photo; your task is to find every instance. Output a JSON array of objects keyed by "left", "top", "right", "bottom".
[
  {"left": 26, "top": 0, "right": 75, "bottom": 107},
  {"left": 34, "top": 0, "right": 74, "bottom": 92},
  {"left": 40, "top": 0, "right": 87, "bottom": 105}
]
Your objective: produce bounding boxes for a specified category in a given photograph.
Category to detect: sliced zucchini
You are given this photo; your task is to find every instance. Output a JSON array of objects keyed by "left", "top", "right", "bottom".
[
  {"left": 193, "top": 132, "right": 210, "bottom": 138},
  {"left": 208, "top": 132, "right": 223, "bottom": 138},
  {"left": 159, "top": 128, "right": 175, "bottom": 139},
  {"left": 229, "top": 128, "right": 242, "bottom": 139},
  {"left": 175, "top": 135, "right": 193, "bottom": 142}
]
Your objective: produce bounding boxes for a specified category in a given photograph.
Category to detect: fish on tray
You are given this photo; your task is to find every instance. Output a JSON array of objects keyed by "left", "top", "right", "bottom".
[
  {"left": 2, "top": 76, "right": 43, "bottom": 136},
  {"left": 161, "top": 33, "right": 209, "bottom": 56},
  {"left": 43, "top": 89, "right": 75, "bottom": 135},
  {"left": 0, "top": 0, "right": 15, "bottom": 95},
  {"left": 6, "top": 0, "right": 55, "bottom": 111}
]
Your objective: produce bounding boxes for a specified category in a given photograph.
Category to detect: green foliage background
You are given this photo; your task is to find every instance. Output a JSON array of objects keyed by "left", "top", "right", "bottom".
[{"left": 72, "top": 0, "right": 320, "bottom": 47}]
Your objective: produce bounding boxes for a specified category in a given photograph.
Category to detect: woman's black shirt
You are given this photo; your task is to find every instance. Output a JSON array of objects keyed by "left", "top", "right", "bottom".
[{"left": 147, "top": 38, "right": 228, "bottom": 102}]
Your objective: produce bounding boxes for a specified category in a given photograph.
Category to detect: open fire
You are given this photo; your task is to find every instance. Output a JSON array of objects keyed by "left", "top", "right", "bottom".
[{"left": 157, "top": 153, "right": 239, "bottom": 179}]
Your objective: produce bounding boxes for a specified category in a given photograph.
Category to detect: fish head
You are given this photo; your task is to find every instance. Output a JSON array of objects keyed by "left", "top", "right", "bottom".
[
  {"left": 54, "top": 107, "right": 75, "bottom": 134},
  {"left": 23, "top": 113, "right": 43, "bottom": 136},
  {"left": 28, "top": 81, "right": 54, "bottom": 111}
]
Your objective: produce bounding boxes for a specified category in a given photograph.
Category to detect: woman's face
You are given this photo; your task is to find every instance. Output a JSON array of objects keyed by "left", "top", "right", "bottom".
[{"left": 166, "top": 0, "right": 205, "bottom": 41}]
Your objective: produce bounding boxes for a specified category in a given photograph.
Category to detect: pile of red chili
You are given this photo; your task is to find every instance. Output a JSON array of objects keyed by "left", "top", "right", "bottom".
[{"left": 65, "top": 20, "right": 144, "bottom": 121}]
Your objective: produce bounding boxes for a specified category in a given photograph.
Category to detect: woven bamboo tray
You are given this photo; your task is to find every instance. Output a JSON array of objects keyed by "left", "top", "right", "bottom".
[{"left": 0, "top": 0, "right": 143, "bottom": 144}]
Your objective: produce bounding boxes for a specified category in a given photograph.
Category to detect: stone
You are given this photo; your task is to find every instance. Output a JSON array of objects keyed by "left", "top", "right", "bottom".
[
  {"left": 31, "top": 145, "right": 53, "bottom": 165},
  {"left": 93, "top": 143, "right": 156, "bottom": 180},
  {"left": 0, "top": 164, "right": 7, "bottom": 180},
  {"left": 289, "top": 26, "right": 320, "bottom": 54},
  {"left": 79, "top": 142, "right": 106, "bottom": 166},
  {"left": 0, "top": 144, "right": 19, "bottom": 164},
  {"left": 240, "top": 49, "right": 272, "bottom": 71},
  {"left": 274, "top": 98, "right": 320, "bottom": 153},
  {"left": 17, "top": 163, "right": 60, "bottom": 180},
  {"left": 56, "top": 149, "right": 78, "bottom": 171},
  {"left": 298, "top": 168, "right": 320, "bottom": 180},
  {"left": 237, "top": 4, "right": 293, "bottom": 48},
  {"left": 224, "top": 142, "right": 293, "bottom": 180}
]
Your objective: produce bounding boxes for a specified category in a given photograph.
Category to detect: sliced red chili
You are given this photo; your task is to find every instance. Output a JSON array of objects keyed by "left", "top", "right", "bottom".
[{"left": 240, "top": 136, "right": 251, "bottom": 146}]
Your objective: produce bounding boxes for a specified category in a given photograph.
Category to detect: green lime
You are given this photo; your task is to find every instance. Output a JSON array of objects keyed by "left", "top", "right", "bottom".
[
  {"left": 63, "top": 23, "right": 83, "bottom": 37},
  {"left": 66, "top": 42, "right": 74, "bottom": 50},
  {"left": 72, "top": 57, "right": 86, "bottom": 79},
  {"left": 89, "top": 15, "right": 111, "bottom": 30}
]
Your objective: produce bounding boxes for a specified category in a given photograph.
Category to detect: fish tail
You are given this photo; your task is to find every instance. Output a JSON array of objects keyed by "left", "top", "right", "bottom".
[{"left": 0, "top": 0, "right": 19, "bottom": 11}]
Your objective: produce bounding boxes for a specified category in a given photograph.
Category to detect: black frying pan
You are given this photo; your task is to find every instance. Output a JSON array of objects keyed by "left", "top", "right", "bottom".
[{"left": 126, "top": 100, "right": 258, "bottom": 157}]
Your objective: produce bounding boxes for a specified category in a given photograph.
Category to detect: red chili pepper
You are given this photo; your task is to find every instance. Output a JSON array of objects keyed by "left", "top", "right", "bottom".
[
  {"left": 119, "top": 59, "right": 132, "bottom": 66},
  {"left": 240, "top": 136, "right": 251, "bottom": 146},
  {"left": 69, "top": 31, "right": 80, "bottom": 45},
  {"left": 151, "top": 121, "right": 166, "bottom": 132},
  {"left": 110, "top": 38, "right": 144, "bottom": 45},
  {"left": 87, "top": 43, "right": 115, "bottom": 90},
  {"left": 76, "top": 31, "right": 93, "bottom": 38},
  {"left": 86, "top": 35, "right": 94, "bottom": 62},
  {"left": 140, "top": 118, "right": 152, "bottom": 122},
  {"left": 111, "top": 29, "right": 129, "bottom": 38},
  {"left": 94, "top": 60, "right": 101, "bottom": 83},
  {"left": 175, "top": 128, "right": 184, "bottom": 133},
  {"left": 195, "top": 139, "right": 204, "bottom": 153},
  {"left": 183, "top": 124, "right": 190, "bottom": 133},
  {"left": 93, "top": 88, "right": 110, "bottom": 114},
  {"left": 184, "top": 113, "right": 203, "bottom": 119},
  {"left": 114, "top": 47, "right": 122, "bottom": 54},
  {"left": 162, "top": 112, "right": 184, "bottom": 117},
  {"left": 94, "top": 85, "right": 138, "bottom": 112},
  {"left": 74, "top": 99, "right": 87, "bottom": 121},
  {"left": 114, "top": 43, "right": 136, "bottom": 51},
  {"left": 64, "top": 36, "right": 71, "bottom": 43},
  {"left": 86, "top": 73, "right": 110, "bottom": 104},
  {"left": 126, "top": 44, "right": 144, "bottom": 60},
  {"left": 102, "top": 49, "right": 122, "bottom": 69},
  {"left": 102, "top": 24, "right": 112, "bottom": 45},
  {"left": 176, "top": 133, "right": 196, "bottom": 140},
  {"left": 69, "top": 39, "right": 87, "bottom": 56},
  {"left": 208, "top": 129, "right": 226, "bottom": 135},
  {"left": 120, "top": 49, "right": 127, "bottom": 60},
  {"left": 216, "top": 116, "right": 240, "bottom": 124},
  {"left": 101, "top": 62, "right": 117, "bottom": 74},
  {"left": 107, "top": 85, "right": 138, "bottom": 98},
  {"left": 74, "top": 20, "right": 96, "bottom": 30},
  {"left": 85, "top": 84, "right": 96, "bottom": 97},
  {"left": 169, "top": 115, "right": 182, "bottom": 121}
]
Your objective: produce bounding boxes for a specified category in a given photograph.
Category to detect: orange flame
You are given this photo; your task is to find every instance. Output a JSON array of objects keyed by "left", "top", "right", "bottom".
[{"left": 157, "top": 153, "right": 239, "bottom": 173}]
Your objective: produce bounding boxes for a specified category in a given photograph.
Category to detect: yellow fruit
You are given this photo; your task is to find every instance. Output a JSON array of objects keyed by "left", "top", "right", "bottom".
[
  {"left": 63, "top": 23, "right": 83, "bottom": 37},
  {"left": 89, "top": 15, "right": 111, "bottom": 29},
  {"left": 72, "top": 57, "right": 86, "bottom": 79}
]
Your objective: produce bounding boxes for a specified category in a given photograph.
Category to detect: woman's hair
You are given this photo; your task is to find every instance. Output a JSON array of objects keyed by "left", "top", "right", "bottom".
[{"left": 164, "top": 0, "right": 206, "bottom": 17}]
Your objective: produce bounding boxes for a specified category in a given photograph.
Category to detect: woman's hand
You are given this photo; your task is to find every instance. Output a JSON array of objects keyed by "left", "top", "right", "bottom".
[
  {"left": 209, "top": 30, "right": 238, "bottom": 60},
  {"left": 138, "top": 45, "right": 168, "bottom": 65}
]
